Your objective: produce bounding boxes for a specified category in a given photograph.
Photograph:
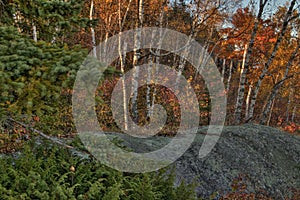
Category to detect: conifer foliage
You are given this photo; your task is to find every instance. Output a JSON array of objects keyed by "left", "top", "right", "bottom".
[
  {"left": 0, "top": 26, "right": 86, "bottom": 116},
  {"left": 0, "top": 142, "right": 196, "bottom": 199}
]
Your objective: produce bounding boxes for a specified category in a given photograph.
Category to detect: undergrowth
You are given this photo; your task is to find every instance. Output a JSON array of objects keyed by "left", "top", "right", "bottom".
[{"left": 0, "top": 140, "right": 197, "bottom": 200}]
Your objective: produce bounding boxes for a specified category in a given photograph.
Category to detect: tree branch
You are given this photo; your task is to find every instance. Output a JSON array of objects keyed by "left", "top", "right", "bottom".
[{"left": 8, "top": 118, "right": 74, "bottom": 149}]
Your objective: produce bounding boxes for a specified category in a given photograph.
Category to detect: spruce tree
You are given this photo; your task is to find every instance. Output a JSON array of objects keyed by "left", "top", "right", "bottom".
[{"left": 0, "top": 26, "right": 87, "bottom": 118}]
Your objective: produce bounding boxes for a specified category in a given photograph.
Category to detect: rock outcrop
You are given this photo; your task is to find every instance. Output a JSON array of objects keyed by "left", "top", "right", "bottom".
[{"left": 110, "top": 123, "right": 300, "bottom": 198}]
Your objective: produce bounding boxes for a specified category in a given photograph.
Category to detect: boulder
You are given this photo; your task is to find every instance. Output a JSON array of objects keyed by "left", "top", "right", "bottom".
[{"left": 109, "top": 123, "right": 300, "bottom": 198}]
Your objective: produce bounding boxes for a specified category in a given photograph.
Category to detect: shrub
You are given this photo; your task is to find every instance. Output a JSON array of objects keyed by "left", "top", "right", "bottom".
[{"left": 0, "top": 141, "right": 197, "bottom": 199}]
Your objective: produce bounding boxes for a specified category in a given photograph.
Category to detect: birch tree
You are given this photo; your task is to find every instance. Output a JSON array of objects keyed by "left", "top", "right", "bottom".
[
  {"left": 90, "top": 0, "right": 97, "bottom": 58},
  {"left": 235, "top": 43, "right": 248, "bottom": 121},
  {"left": 286, "top": 86, "right": 294, "bottom": 123},
  {"left": 245, "top": 82, "right": 252, "bottom": 120},
  {"left": 266, "top": 74, "right": 279, "bottom": 126},
  {"left": 174, "top": 0, "right": 229, "bottom": 89},
  {"left": 234, "top": 0, "right": 269, "bottom": 124},
  {"left": 246, "top": 0, "right": 298, "bottom": 122},
  {"left": 291, "top": 106, "right": 297, "bottom": 123},
  {"left": 260, "top": 42, "right": 300, "bottom": 124},
  {"left": 117, "top": 0, "right": 133, "bottom": 130},
  {"left": 147, "top": 0, "right": 168, "bottom": 119},
  {"left": 221, "top": 59, "right": 226, "bottom": 83},
  {"left": 226, "top": 60, "right": 233, "bottom": 92},
  {"left": 32, "top": 22, "right": 37, "bottom": 42},
  {"left": 131, "top": 0, "right": 144, "bottom": 123}
]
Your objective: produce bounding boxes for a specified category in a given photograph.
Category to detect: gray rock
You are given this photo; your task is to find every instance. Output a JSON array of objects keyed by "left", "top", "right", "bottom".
[{"left": 106, "top": 123, "right": 300, "bottom": 198}]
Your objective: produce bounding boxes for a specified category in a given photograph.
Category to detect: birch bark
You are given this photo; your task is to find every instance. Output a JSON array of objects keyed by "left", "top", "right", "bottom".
[
  {"left": 131, "top": 0, "right": 144, "bottom": 123},
  {"left": 226, "top": 60, "right": 233, "bottom": 92},
  {"left": 33, "top": 22, "right": 37, "bottom": 42},
  {"left": 90, "top": 0, "right": 97, "bottom": 58},
  {"left": 117, "top": 0, "right": 133, "bottom": 130},
  {"left": 235, "top": 43, "right": 248, "bottom": 122},
  {"left": 247, "top": 0, "right": 297, "bottom": 122},
  {"left": 245, "top": 82, "right": 252, "bottom": 120},
  {"left": 234, "top": 0, "right": 268, "bottom": 124}
]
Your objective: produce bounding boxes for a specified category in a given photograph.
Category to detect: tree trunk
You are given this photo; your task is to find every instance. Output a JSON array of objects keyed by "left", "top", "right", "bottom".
[
  {"left": 32, "top": 22, "right": 37, "bottom": 42},
  {"left": 291, "top": 106, "right": 296, "bottom": 123},
  {"left": 260, "top": 43, "right": 300, "bottom": 124},
  {"left": 226, "top": 60, "right": 233, "bottom": 92},
  {"left": 131, "top": 0, "right": 144, "bottom": 123},
  {"left": 221, "top": 59, "right": 226, "bottom": 83},
  {"left": 266, "top": 95, "right": 276, "bottom": 126},
  {"left": 146, "top": 57, "right": 152, "bottom": 119},
  {"left": 175, "top": 6, "right": 200, "bottom": 90},
  {"left": 117, "top": 0, "right": 130, "bottom": 131},
  {"left": 234, "top": 0, "right": 268, "bottom": 124},
  {"left": 147, "top": 2, "right": 166, "bottom": 119},
  {"left": 118, "top": 38, "right": 128, "bottom": 131},
  {"left": 266, "top": 74, "right": 279, "bottom": 126},
  {"left": 90, "top": 0, "right": 97, "bottom": 58},
  {"left": 175, "top": 35, "right": 192, "bottom": 90},
  {"left": 245, "top": 82, "right": 252, "bottom": 120},
  {"left": 286, "top": 88, "right": 293, "bottom": 123},
  {"left": 248, "top": 0, "right": 297, "bottom": 122},
  {"left": 235, "top": 44, "right": 248, "bottom": 123}
]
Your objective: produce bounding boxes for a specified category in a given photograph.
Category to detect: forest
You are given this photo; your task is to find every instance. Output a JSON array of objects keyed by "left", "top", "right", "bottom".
[{"left": 0, "top": 0, "right": 300, "bottom": 199}]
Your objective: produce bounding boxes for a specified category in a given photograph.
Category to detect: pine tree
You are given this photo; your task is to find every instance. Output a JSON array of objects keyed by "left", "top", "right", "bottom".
[
  {"left": 4, "top": 0, "right": 93, "bottom": 44},
  {"left": 0, "top": 26, "right": 87, "bottom": 118}
]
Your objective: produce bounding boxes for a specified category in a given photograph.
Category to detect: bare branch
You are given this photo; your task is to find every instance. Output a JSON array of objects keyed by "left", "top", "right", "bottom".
[{"left": 8, "top": 118, "right": 74, "bottom": 149}]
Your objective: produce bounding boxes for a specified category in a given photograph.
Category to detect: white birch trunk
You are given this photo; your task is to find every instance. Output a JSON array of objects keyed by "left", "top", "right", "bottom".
[
  {"left": 146, "top": 57, "right": 152, "bottom": 119},
  {"left": 146, "top": 25, "right": 157, "bottom": 119},
  {"left": 245, "top": 83, "right": 252, "bottom": 120},
  {"left": 90, "top": 0, "right": 97, "bottom": 58},
  {"left": 33, "top": 22, "right": 37, "bottom": 42},
  {"left": 221, "top": 59, "right": 226, "bottom": 83},
  {"left": 226, "top": 60, "right": 233, "bottom": 92},
  {"left": 114, "top": 0, "right": 134, "bottom": 130},
  {"left": 150, "top": 4, "right": 166, "bottom": 118},
  {"left": 118, "top": 0, "right": 129, "bottom": 131},
  {"left": 119, "top": 39, "right": 128, "bottom": 131},
  {"left": 234, "top": 44, "right": 248, "bottom": 122},
  {"left": 102, "top": 14, "right": 112, "bottom": 60},
  {"left": 131, "top": 0, "right": 144, "bottom": 122},
  {"left": 248, "top": 0, "right": 297, "bottom": 122},
  {"left": 234, "top": 0, "right": 268, "bottom": 124}
]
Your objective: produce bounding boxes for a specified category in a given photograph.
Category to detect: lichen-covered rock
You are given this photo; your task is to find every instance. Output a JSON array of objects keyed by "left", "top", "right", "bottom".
[{"left": 109, "top": 123, "right": 300, "bottom": 198}]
